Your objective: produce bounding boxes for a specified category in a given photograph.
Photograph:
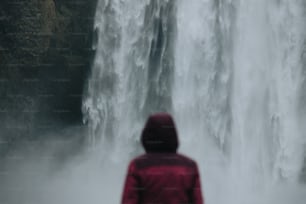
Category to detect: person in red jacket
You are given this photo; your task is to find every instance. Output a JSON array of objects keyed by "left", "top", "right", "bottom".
[{"left": 121, "top": 113, "right": 204, "bottom": 204}]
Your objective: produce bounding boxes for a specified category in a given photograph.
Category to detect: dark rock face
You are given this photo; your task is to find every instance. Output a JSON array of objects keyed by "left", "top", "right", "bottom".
[{"left": 0, "top": 0, "right": 97, "bottom": 148}]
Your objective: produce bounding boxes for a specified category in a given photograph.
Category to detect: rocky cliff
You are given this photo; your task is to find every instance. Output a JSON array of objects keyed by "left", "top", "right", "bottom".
[{"left": 0, "top": 0, "right": 97, "bottom": 150}]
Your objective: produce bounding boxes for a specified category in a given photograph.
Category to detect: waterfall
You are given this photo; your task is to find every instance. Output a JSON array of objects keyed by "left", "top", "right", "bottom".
[{"left": 84, "top": 0, "right": 306, "bottom": 203}]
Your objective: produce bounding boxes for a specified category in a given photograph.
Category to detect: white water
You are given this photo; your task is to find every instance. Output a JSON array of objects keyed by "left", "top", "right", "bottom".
[{"left": 84, "top": 0, "right": 306, "bottom": 203}]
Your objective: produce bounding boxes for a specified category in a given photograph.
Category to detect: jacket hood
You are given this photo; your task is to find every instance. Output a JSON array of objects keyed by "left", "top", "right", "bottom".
[{"left": 141, "top": 113, "right": 179, "bottom": 153}]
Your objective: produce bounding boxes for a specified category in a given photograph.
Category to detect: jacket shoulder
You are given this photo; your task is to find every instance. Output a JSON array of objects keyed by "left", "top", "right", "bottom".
[
  {"left": 127, "top": 154, "right": 147, "bottom": 168},
  {"left": 129, "top": 154, "right": 147, "bottom": 163},
  {"left": 130, "top": 153, "right": 197, "bottom": 169},
  {"left": 175, "top": 153, "right": 198, "bottom": 166}
]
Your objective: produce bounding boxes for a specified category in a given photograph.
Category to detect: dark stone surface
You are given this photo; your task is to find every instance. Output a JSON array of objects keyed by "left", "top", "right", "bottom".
[{"left": 0, "top": 0, "right": 97, "bottom": 151}]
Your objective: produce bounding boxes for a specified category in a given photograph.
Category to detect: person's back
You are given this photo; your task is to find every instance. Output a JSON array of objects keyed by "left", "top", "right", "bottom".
[{"left": 121, "top": 113, "right": 204, "bottom": 204}]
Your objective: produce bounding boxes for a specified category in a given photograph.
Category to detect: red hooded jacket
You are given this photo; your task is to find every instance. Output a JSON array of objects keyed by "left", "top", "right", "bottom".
[{"left": 121, "top": 113, "right": 204, "bottom": 204}]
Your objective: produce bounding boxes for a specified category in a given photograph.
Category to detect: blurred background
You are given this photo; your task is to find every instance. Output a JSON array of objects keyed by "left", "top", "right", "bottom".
[{"left": 1, "top": 0, "right": 306, "bottom": 204}]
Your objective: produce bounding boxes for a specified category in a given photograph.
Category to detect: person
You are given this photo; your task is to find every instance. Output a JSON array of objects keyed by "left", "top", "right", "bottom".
[{"left": 121, "top": 112, "right": 204, "bottom": 204}]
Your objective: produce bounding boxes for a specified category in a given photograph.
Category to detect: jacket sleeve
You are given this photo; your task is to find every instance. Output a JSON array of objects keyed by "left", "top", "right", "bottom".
[
  {"left": 192, "top": 163, "right": 204, "bottom": 204},
  {"left": 121, "top": 161, "right": 140, "bottom": 204}
]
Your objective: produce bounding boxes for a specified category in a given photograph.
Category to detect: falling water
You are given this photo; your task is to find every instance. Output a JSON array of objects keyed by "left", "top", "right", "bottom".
[{"left": 84, "top": 0, "right": 306, "bottom": 203}]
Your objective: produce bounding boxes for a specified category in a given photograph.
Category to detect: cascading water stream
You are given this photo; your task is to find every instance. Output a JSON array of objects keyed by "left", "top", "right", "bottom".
[
  {"left": 83, "top": 0, "right": 176, "bottom": 160},
  {"left": 84, "top": 0, "right": 306, "bottom": 203}
]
